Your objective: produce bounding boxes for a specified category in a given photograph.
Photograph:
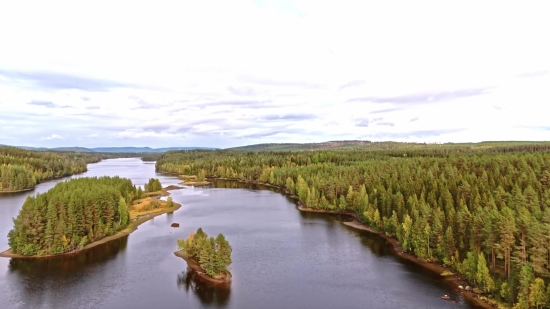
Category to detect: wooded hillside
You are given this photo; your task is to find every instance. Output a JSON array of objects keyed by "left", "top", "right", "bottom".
[
  {"left": 156, "top": 144, "right": 550, "bottom": 308},
  {"left": 0, "top": 146, "right": 104, "bottom": 192}
]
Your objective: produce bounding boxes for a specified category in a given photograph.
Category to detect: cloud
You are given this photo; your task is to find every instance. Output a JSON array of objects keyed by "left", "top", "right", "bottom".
[
  {"left": 346, "top": 88, "right": 492, "bottom": 105},
  {"left": 325, "top": 121, "right": 339, "bottom": 126},
  {"left": 239, "top": 76, "right": 326, "bottom": 89},
  {"left": 28, "top": 100, "right": 55, "bottom": 108},
  {"left": 355, "top": 117, "right": 395, "bottom": 127},
  {"left": 28, "top": 100, "right": 71, "bottom": 108},
  {"left": 368, "top": 129, "right": 466, "bottom": 139},
  {"left": 0, "top": 1, "right": 548, "bottom": 148},
  {"left": 42, "top": 134, "right": 63, "bottom": 140},
  {"left": 228, "top": 86, "right": 258, "bottom": 96},
  {"left": 260, "top": 113, "right": 317, "bottom": 121},
  {"left": 516, "top": 71, "right": 548, "bottom": 78},
  {"left": 355, "top": 118, "right": 370, "bottom": 127},
  {"left": 339, "top": 80, "right": 365, "bottom": 90},
  {"left": 0, "top": 69, "right": 136, "bottom": 92},
  {"left": 370, "top": 107, "right": 406, "bottom": 114}
]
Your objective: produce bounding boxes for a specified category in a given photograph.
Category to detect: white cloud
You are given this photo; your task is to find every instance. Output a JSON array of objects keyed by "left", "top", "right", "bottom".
[
  {"left": 42, "top": 134, "right": 63, "bottom": 140},
  {"left": 0, "top": 0, "right": 549, "bottom": 148}
]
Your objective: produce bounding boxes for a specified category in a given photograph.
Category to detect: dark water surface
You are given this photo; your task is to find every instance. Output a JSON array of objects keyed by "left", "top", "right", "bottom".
[{"left": 0, "top": 158, "right": 480, "bottom": 309}]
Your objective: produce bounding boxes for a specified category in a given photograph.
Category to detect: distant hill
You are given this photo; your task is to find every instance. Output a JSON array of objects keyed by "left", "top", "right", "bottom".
[
  {"left": 14, "top": 146, "right": 51, "bottom": 151},
  {"left": 3, "top": 145, "right": 218, "bottom": 153},
  {"left": 51, "top": 147, "right": 95, "bottom": 152},
  {"left": 90, "top": 147, "right": 219, "bottom": 153},
  {"left": 226, "top": 140, "right": 550, "bottom": 152},
  {"left": 226, "top": 140, "right": 374, "bottom": 151}
]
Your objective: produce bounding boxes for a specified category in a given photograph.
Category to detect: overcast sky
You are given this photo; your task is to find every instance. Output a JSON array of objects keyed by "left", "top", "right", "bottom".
[{"left": 1, "top": 0, "right": 549, "bottom": 149}]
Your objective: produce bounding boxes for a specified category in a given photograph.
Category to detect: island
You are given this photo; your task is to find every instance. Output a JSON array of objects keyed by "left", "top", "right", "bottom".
[
  {"left": 0, "top": 177, "right": 181, "bottom": 258},
  {"left": 175, "top": 228, "right": 232, "bottom": 284},
  {"left": 178, "top": 174, "right": 211, "bottom": 187}
]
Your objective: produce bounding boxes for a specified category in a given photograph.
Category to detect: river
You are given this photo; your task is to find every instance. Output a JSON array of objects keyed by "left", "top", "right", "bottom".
[{"left": 0, "top": 158, "right": 481, "bottom": 309}]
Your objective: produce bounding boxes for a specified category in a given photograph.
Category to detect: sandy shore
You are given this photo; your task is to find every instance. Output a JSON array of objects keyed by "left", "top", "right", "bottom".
[
  {"left": 0, "top": 187, "right": 35, "bottom": 194},
  {"left": 179, "top": 181, "right": 211, "bottom": 186}
]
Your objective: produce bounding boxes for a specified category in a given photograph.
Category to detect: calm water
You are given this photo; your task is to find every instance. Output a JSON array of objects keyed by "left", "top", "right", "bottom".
[{"left": 0, "top": 158, "right": 480, "bottom": 309}]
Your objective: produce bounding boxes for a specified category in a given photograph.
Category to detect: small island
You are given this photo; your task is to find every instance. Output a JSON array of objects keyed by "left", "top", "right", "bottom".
[
  {"left": 1, "top": 177, "right": 181, "bottom": 258},
  {"left": 175, "top": 228, "right": 232, "bottom": 284},
  {"left": 178, "top": 174, "right": 211, "bottom": 186}
]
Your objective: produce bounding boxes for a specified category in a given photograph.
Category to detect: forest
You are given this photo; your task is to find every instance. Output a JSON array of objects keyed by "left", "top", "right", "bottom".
[
  {"left": 0, "top": 146, "right": 108, "bottom": 192},
  {"left": 8, "top": 176, "right": 136, "bottom": 256},
  {"left": 156, "top": 144, "right": 550, "bottom": 308},
  {"left": 177, "top": 228, "right": 232, "bottom": 279}
]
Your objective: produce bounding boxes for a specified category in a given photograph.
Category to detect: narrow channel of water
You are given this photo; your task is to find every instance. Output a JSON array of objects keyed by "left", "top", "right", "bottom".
[{"left": 0, "top": 158, "right": 480, "bottom": 309}]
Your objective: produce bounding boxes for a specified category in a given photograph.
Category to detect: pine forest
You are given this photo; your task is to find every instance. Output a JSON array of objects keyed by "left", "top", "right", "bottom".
[
  {"left": 157, "top": 145, "right": 550, "bottom": 308},
  {"left": 8, "top": 176, "right": 136, "bottom": 256},
  {"left": 177, "top": 227, "right": 232, "bottom": 279},
  {"left": 0, "top": 146, "right": 105, "bottom": 192}
]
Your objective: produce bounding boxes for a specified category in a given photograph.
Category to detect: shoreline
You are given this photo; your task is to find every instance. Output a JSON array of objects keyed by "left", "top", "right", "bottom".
[
  {"left": 207, "top": 177, "right": 497, "bottom": 309},
  {"left": 174, "top": 251, "right": 232, "bottom": 285},
  {"left": 0, "top": 167, "right": 99, "bottom": 195},
  {"left": 0, "top": 187, "right": 35, "bottom": 194},
  {"left": 179, "top": 180, "right": 211, "bottom": 186},
  {"left": 0, "top": 187, "right": 183, "bottom": 259}
]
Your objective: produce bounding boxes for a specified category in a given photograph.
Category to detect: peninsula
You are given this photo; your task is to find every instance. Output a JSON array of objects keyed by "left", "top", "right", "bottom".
[{"left": 1, "top": 177, "right": 182, "bottom": 258}]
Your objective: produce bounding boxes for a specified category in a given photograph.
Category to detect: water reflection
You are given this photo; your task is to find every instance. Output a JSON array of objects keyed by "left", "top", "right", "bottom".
[
  {"left": 8, "top": 236, "right": 128, "bottom": 276},
  {"left": 177, "top": 270, "right": 231, "bottom": 307}
]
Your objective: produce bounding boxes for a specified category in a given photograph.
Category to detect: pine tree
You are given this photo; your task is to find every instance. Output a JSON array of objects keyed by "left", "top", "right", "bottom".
[
  {"left": 498, "top": 207, "right": 517, "bottom": 279},
  {"left": 529, "top": 278, "right": 547, "bottom": 309},
  {"left": 476, "top": 252, "right": 495, "bottom": 293},
  {"left": 166, "top": 196, "right": 174, "bottom": 208}
]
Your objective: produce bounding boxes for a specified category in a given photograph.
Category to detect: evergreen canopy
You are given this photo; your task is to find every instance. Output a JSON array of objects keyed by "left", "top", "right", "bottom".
[
  {"left": 8, "top": 176, "right": 136, "bottom": 256},
  {"left": 177, "top": 228, "right": 232, "bottom": 279},
  {"left": 158, "top": 145, "right": 550, "bottom": 307},
  {"left": 0, "top": 146, "right": 105, "bottom": 192}
]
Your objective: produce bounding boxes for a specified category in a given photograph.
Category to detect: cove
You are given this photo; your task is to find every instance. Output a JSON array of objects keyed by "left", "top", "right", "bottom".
[{"left": 0, "top": 158, "right": 483, "bottom": 309}]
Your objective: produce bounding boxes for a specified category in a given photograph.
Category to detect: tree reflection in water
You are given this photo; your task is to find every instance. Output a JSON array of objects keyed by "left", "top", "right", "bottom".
[{"left": 177, "top": 268, "right": 231, "bottom": 307}]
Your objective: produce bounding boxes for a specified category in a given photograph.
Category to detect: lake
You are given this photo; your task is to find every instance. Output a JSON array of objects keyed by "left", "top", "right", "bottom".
[{"left": 0, "top": 158, "right": 481, "bottom": 309}]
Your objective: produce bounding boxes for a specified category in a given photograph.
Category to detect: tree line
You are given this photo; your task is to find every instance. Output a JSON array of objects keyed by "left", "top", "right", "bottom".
[
  {"left": 8, "top": 176, "right": 137, "bottom": 256},
  {"left": 0, "top": 146, "right": 109, "bottom": 192},
  {"left": 177, "top": 228, "right": 232, "bottom": 279},
  {"left": 156, "top": 145, "right": 550, "bottom": 308}
]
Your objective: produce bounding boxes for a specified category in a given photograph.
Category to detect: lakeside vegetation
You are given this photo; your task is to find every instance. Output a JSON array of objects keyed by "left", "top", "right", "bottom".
[
  {"left": 156, "top": 142, "right": 550, "bottom": 308},
  {"left": 177, "top": 228, "right": 232, "bottom": 280},
  {"left": 0, "top": 146, "right": 101, "bottom": 192},
  {"left": 5, "top": 176, "right": 177, "bottom": 257},
  {"left": 0, "top": 146, "right": 140, "bottom": 192},
  {"left": 7, "top": 177, "right": 135, "bottom": 256},
  {"left": 144, "top": 178, "right": 162, "bottom": 192}
]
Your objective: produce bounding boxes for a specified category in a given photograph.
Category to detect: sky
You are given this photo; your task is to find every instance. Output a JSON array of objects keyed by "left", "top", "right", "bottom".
[{"left": 0, "top": 0, "right": 549, "bottom": 149}]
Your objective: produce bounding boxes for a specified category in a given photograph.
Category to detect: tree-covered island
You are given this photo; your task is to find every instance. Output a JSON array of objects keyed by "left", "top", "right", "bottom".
[{"left": 176, "top": 228, "right": 232, "bottom": 283}]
